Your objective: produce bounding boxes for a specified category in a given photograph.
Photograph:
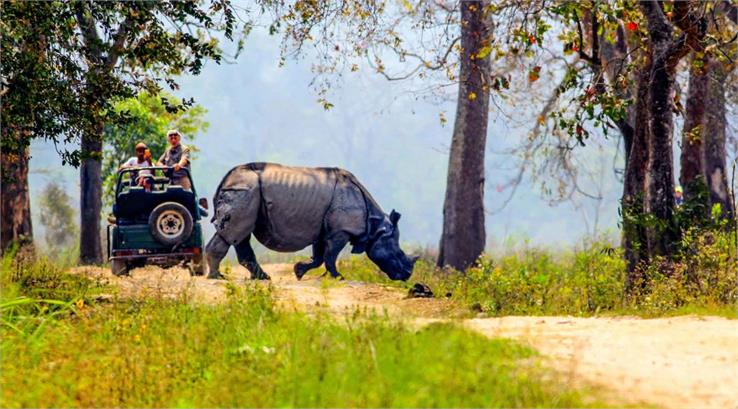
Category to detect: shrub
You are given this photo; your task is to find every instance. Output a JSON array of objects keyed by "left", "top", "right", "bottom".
[
  {"left": 630, "top": 228, "right": 737, "bottom": 315},
  {"left": 450, "top": 240, "right": 625, "bottom": 315},
  {"left": 339, "top": 232, "right": 735, "bottom": 317}
]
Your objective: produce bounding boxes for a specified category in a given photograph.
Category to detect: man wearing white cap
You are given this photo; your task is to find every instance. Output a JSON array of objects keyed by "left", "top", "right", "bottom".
[{"left": 157, "top": 129, "right": 192, "bottom": 190}]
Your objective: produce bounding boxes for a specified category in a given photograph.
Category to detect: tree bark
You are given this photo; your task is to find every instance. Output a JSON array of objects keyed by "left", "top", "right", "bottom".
[
  {"left": 679, "top": 59, "right": 708, "bottom": 202},
  {"left": 622, "top": 66, "right": 651, "bottom": 282},
  {"left": 79, "top": 122, "right": 104, "bottom": 264},
  {"left": 0, "top": 143, "right": 34, "bottom": 255},
  {"left": 437, "top": 0, "right": 491, "bottom": 271},
  {"left": 75, "top": 4, "right": 107, "bottom": 265},
  {"left": 645, "top": 51, "right": 679, "bottom": 258},
  {"left": 639, "top": 0, "right": 699, "bottom": 260},
  {"left": 703, "top": 61, "right": 735, "bottom": 219}
]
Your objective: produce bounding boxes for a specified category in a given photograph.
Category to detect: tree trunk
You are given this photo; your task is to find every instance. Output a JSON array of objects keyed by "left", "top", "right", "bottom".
[
  {"left": 79, "top": 122, "right": 104, "bottom": 264},
  {"left": 703, "top": 61, "right": 735, "bottom": 219},
  {"left": 645, "top": 52, "right": 679, "bottom": 258},
  {"left": 0, "top": 143, "right": 34, "bottom": 255},
  {"left": 679, "top": 59, "right": 708, "bottom": 202},
  {"left": 639, "top": 0, "right": 697, "bottom": 261},
  {"left": 622, "top": 66, "right": 651, "bottom": 284},
  {"left": 437, "top": 0, "right": 491, "bottom": 271}
]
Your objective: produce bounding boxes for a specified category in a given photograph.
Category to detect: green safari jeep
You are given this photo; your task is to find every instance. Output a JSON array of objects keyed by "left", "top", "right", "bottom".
[{"left": 107, "top": 167, "right": 208, "bottom": 276}]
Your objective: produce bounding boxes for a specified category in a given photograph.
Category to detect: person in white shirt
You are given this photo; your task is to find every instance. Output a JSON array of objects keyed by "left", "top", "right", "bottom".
[{"left": 121, "top": 142, "right": 153, "bottom": 189}]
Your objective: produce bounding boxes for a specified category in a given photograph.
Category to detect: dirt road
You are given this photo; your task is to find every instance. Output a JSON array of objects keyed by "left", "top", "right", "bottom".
[{"left": 73, "top": 263, "right": 738, "bottom": 409}]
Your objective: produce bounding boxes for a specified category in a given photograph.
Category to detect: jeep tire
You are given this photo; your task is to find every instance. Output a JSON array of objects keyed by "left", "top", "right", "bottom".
[{"left": 149, "top": 202, "right": 194, "bottom": 246}]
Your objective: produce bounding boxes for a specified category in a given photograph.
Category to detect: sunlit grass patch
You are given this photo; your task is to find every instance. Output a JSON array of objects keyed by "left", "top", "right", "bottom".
[{"left": 2, "top": 281, "right": 600, "bottom": 408}]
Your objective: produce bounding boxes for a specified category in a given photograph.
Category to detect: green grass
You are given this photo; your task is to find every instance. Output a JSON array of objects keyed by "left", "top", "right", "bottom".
[
  {"left": 0, "top": 254, "right": 104, "bottom": 337},
  {"left": 338, "top": 232, "right": 737, "bottom": 318},
  {"left": 0, "top": 258, "right": 605, "bottom": 408},
  {"left": 3, "top": 228, "right": 733, "bottom": 408}
]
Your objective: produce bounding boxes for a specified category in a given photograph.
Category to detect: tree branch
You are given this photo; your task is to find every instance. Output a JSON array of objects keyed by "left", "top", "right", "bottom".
[
  {"left": 74, "top": 2, "right": 102, "bottom": 63},
  {"left": 106, "top": 16, "right": 132, "bottom": 69},
  {"left": 574, "top": 11, "right": 594, "bottom": 63},
  {"left": 640, "top": 0, "right": 673, "bottom": 43}
]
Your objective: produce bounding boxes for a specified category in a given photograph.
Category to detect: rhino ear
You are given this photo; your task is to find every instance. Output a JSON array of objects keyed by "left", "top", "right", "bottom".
[{"left": 389, "top": 210, "right": 401, "bottom": 225}]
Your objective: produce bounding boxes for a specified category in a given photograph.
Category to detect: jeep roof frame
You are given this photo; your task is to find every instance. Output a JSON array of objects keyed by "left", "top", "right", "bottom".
[{"left": 115, "top": 166, "right": 198, "bottom": 197}]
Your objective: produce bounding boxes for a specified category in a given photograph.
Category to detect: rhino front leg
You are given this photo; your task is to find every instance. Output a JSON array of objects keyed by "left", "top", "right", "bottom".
[
  {"left": 235, "top": 235, "right": 270, "bottom": 280},
  {"left": 206, "top": 233, "right": 230, "bottom": 279},
  {"left": 294, "top": 241, "right": 325, "bottom": 280},
  {"left": 323, "top": 232, "right": 349, "bottom": 280}
]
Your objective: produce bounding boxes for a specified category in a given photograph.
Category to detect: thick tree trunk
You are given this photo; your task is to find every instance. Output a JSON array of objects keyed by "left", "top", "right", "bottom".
[
  {"left": 638, "top": 0, "right": 698, "bottom": 261},
  {"left": 74, "top": 2, "right": 106, "bottom": 265},
  {"left": 437, "top": 0, "right": 491, "bottom": 271},
  {"left": 645, "top": 52, "right": 679, "bottom": 258},
  {"left": 0, "top": 144, "right": 34, "bottom": 255},
  {"left": 679, "top": 60, "right": 708, "bottom": 202},
  {"left": 622, "top": 66, "right": 651, "bottom": 284},
  {"left": 703, "top": 62, "right": 735, "bottom": 219},
  {"left": 79, "top": 123, "right": 104, "bottom": 264}
]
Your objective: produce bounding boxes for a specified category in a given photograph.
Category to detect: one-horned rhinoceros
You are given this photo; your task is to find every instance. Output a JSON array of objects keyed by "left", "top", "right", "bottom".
[{"left": 205, "top": 162, "right": 417, "bottom": 281}]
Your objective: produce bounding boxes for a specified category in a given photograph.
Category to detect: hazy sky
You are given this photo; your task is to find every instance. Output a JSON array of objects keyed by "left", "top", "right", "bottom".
[{"left": 29, "top": 27, "right": 625, "bottom": 252}]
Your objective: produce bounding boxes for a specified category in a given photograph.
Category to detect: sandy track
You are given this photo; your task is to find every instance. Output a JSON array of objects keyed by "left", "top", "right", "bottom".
[{"left": 72, "top": 263, "right": 738, "bottom": 409}]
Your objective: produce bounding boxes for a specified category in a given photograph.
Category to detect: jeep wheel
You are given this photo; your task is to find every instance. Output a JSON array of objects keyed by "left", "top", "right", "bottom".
[
  {"left": 148, "top": 202, "right": 194, "bottom": 246},
  {"left": 111, "top": 259, "right": 129, "bottom": 276}
]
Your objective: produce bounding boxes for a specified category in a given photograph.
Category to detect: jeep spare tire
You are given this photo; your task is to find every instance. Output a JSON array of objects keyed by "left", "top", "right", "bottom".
[{"left": 149, "top": 202, "right": 193, "bottom": 246}]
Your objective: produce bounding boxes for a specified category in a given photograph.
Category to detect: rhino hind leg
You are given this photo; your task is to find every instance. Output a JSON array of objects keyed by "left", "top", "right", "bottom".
[
  {"left": 206, "top": 233, "right": 230, "bottom": 279},
  {"left": 235, "top": 235, "right": 270, "bottom": 280},
  {"left": 322, "top": 232, "right": 350, "bottom": 280},
  {"left": 294, "top": 241, "right": 325, "bottom": 280}
]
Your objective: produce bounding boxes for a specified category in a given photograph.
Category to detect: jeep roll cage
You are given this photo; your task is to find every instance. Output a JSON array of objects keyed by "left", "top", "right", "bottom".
[{"left": 115, "top": 166, "right": 199, "bottom": 197}]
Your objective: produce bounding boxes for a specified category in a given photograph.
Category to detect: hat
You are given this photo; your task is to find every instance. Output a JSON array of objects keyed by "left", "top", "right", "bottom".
[
  {"left": 135, "top": 142, "right": 148, "bottom": 150},
  {"left": 675, "top": 186, "right": 683, "bottom": 194},
  {"left": 167, "top": 129, "right": 181, "bottom": 137}
]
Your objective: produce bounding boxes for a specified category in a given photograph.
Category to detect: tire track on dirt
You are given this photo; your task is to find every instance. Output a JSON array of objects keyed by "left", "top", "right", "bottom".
[{"left": 72, "top": 263, "right": 738, "bottom": 409}]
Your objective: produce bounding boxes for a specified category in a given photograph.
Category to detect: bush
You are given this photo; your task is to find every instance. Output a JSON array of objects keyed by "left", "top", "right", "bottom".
[
  {"left": 630, "top": 228, "right": 737, "bottom": 315},
  {"left": 447, "top": 240, "right": 625, "bottom": 316},
  {"left": 339, "top": 232, "right": 736, "bottom": 317}
]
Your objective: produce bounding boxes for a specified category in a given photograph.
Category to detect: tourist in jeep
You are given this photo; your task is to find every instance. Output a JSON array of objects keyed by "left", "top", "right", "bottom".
[
  {"left": 121, "top": 142, "right": 153, "bottom": 189},
  {"left": 157, "top": 129, "right": 192, "bottom": 190}
]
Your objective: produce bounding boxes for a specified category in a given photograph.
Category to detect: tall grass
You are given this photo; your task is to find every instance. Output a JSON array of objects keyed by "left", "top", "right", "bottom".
[
  {"left": 1, "top": 279, "right": 601, "bottom": 408},
  {"left": 0, "top": 251, "right": 101, "bottom": 337}
]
